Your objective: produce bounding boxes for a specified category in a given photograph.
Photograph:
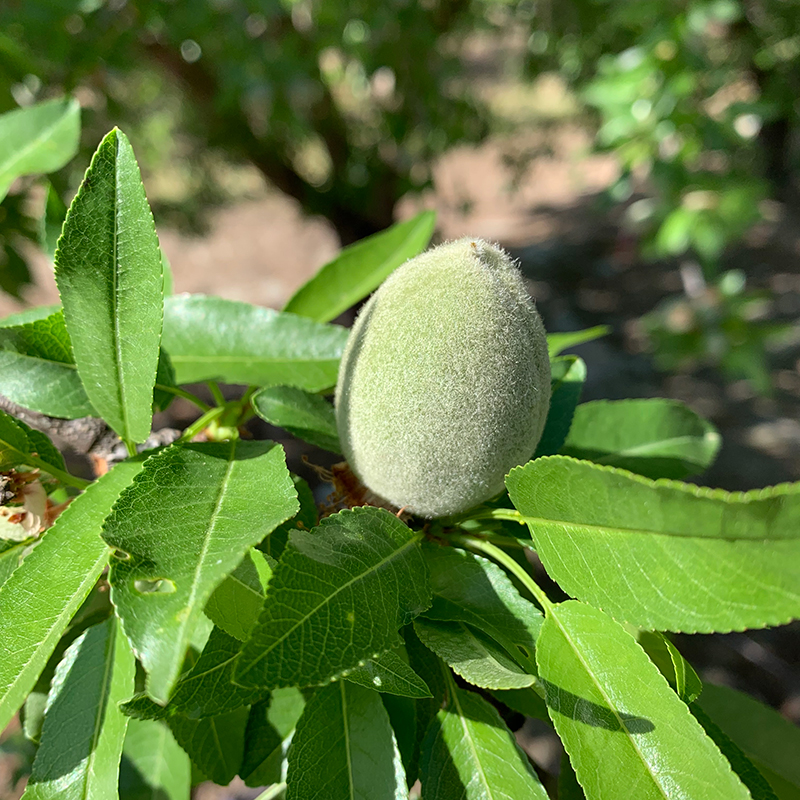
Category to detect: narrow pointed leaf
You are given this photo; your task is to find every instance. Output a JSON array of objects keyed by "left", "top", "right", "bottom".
[
  {"left": 241, "top": 688, "right": 306, "bottom": 787},
  {"left": 533, "top": 355, "right": 586, "bottom": 458},
  {"left": 253, "top": 385, "right": 341, "bottom": 452},
  {"left": 204, "top": 548, "right": 273, "bottom": 641},
  {"left": 420, "top": 681, "right": 548, "bottom": 800},
  {"left": 0, "top": 97, "right": 80, "bottom": 200},
  {"left": 507, "top": 456, "right": 800, "bottom": 632},
  {"left": 162, "top": 294, "right": 349, "bottom": 390},
  {"left": 55, "top": 128, "right": 163, "bottom": 442},
  {"left": 0, "top": 310, "right": 94, "bottom": 418},
  {"left": 561, "top": 398, "right": 721, "bottom": 478},
  {"left": 102, "top": 440, "right": 298, "bottom": 703},
  {"left": 547, "top": 326, "right": 608, "bottom": 358},
  {"left": 284, "top": 210, "right": 436, "bottom": 322},
  {"left": 697, "top": 683, "right": 800, "bottom": 799},
  {"left": 235, "top": 506, "right": 431, "bottom": 690},
  {"left": 21, "top": 617, "right": 135, "bottom": 800},
  {"left": 536, "top": 601, "right": 750, "bottom": 800},
  {"left": 415, "top": 618, "right": 534, "bottom": 690},
  {"left": 120, "top": 719, "right": 190, "bottom": 800},
  {"left": 637, "top": 631, "right": 702, "bottom": 704},
  {"left": 0, "top": 409, "right": 65, "bottom": 472},
  {"left": 40, "top": 182, "right": 68, "bottom": 262},
  {"left": 0, "top": 459, "right": 143, "bottom": 732},
  {"left": 286, "top": 681, "right": 408, "bottom": 800},
  {"left": 344, "top": 649, "right": 432, "bottom": 698},
  {"left": 167, "top": 706, "right": 248, "bottom": 786}
]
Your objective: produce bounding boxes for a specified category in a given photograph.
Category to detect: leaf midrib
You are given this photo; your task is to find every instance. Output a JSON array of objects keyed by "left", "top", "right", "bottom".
[{"left": 451, "top": 687, "right": 495, "bottom": 798}]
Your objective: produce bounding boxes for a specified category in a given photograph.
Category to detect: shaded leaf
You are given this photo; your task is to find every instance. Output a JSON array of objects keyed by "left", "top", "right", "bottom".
[
  {"left": 547, "top": 326, "right": 608, "bottom": 358},
  {"left": 415, "top": 618, "right": 534, "bottom": 690},
  {"left": 506, "top": 456, "right": 800, "bottom": 632},
  {"left": 561, "top": 398, "right": 721, "bottom": 479},
  {"left": 0, "top": 310, "right": 94, "bottom": 418},
  {"left": 536, "top": 601, "right": 750, "bottom": 800},
  {"left": 260, "top": 474, "right": 317, "bottom": 561},
  {"left": 284, "top": 210, "right": 436, "bottom": 322},
  {"left": 286, "top": 681, "right": 407, "bottom": 800},
  {"left": 637, "top": 631, "right": 702, "bottom": 704},
  {"left": 533, "top": 355, "right": 586, "bottom": 458},
  {"left": 420, "top": 680, "right": 548, "bottom": 800},
  {"left": 21, "top": 617, "right": 135, "bottom": 800},
  {"left": 55, "top": 128, "right": 162, "bottom": 442},
  {"left": 344, "top": 649, "right": 432, "bottom": 698},
  {"left": 0, "top": 97, "right": 80, "bottom": 200},
  {"left": 40, "top": 182, "right": 67, "bottom": 262},
  {"left": 235, "top": 506, "right": 430, "bottom": 690},
  {"left": 0, "top": 459, "right": 143, "bottom": 732},
  {"left": 253, "top": 386, "right": 341, "bottom": 452},
  {"left": 167, "top": 706, "right": 248, "bottom": 786},
  {"left": 697, "top": 683, "right": 800, "bottom": 799},
  {"left": 162, "top": 294, "right": 349, "bottom": 391},
  {"left": 120, "top": 719, "right": 190, "bottom": 800},
  {"left": 0, "top": 409, "right": 65, "bottom": 473},
  {"left": 102, "top": 440, "right": 298, "bottom": 703}
]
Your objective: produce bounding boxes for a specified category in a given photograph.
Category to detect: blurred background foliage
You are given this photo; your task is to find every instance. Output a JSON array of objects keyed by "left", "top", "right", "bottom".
[{"left": 1, "top": 0, "right": 800, "bottom": 390}]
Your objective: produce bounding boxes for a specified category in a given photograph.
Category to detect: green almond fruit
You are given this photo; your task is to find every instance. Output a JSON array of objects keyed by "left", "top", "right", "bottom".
[{"left": 335, "top": 237, "right": 550, "bottom": 518}]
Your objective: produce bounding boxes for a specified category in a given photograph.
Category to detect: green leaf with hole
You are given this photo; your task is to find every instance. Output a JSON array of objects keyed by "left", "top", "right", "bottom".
[
  {"left": 344, "top": 649, "right": 432, "bottom": 698},
  {"left": 163, "top": 294, "right": 349, "bottom": 390},
  {"left": 0, "top": 310, "right": 94, "bottom": 419},
  {"left": 205, "top": 549, "right": 273, "bottom": 641},
  {"left": 235, "top": 506, "right": 430, "bottom": 690},
  {"left": 420, "top": 681, "right": 548, "bottom": 800},
  {"left": 0, "top": 458, "right": 143, "bottom": 733},
  {"left": 166, "top": 706, "right": 248, "bottom": 786},
  {"left": 253, "top": 385, "right": 340, "bottom": 452},
  {"left": 697, "top": 683, "right": 800, "bottom": 799},
  {"left": 534, "top": 355, "right": 586, "bottom": 458},
  {"left": 561, "top": 398, "right": 721, "bottom": 478},
  {"left": 102, "top": 440, "right": 298, "bottom": 704},
  {"left": 286, "top": 681, "right": 407, "bottom": 800},
  {"left": 120, "top": 719, "right": 190, "bottom": 800},
  {"left": 547, "top": 326, "right": 608, "bottom": 359},
  {"left": 21, "top": 617, "right": 135, "bottom": 800},
  {"left": 0, "top": 97, "right": 80, "bottom": 201},
  {"left": 415, "top": 618, "right": 534, "bottom": 690},
  {"left": 536, "top": 601, "right": 749, "bottom": 800},
  {"left": 55, "top": 128, "right": 163, "bottom": 443},
  {"left": 284, "top": 210, "right": 436, "bottom": 322},
  {"left": 506, "top": 456, "right": 800, "bottom": 632}
]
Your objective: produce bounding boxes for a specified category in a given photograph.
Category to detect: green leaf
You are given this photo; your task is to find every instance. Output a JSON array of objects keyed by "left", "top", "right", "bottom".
[
  {"left": 286, "top": 681, "right": 407, "bottom": 800},
  {"left": 561, "top": 398, "right": 721, "bottom": 479},
  {"left": 558, "top": 751, "right": 586, "bottom": 800},
  {"left": 122, "top": 627, "right": 266, "bottom": 721},
  {"left": 162, "top": 294, "right": 349, "bottom": 390},
  {"left": 102, "top": 440, "right": 298, "bottom": 704},
  {"left": 0, "top": 409, "right": 66, "bottom": 473},
  {"left": 21, "top": 617, "right": 135, "bottom": 800},
  {"left": 535, "top": 601, "right": 750, "bottom": 800},
  {"left": 422, "top": 545, "right": 542, "bottom": 670},
  {"left": 253, "top": 386, "right": 341, "bottom": 452},
  {"left": 0, "top": 459, "right": 143, "bottom": 732},
  {"left": 240, "top": 688, "right": 306, "bottom": 787},
  {"left": 153, "top": 348, "right": 178, "bottom": 413},
  {"left": 204, "top": 548, "right": 273, "bottom": 641},
  {"left": 166, "top": 706, "right": 248, "bottom": 786},
  {"left": 40, "top": 182, "right": 67, "bottom": 262},
  {"left": 0, "top": 310, "right": 95, "bottom": 419},
  {"left": 344, "top": 649, "right": 432, "bottom": 698},
  {"left": 235, "top": 506, "right": 430, "bottom": 690},
  {"left": 284, "top": 210, "right": 436, "bottom": 322},
  {"left": 533, "top": 355, "right": 586, "bottom": 458},
  {"left": 420, "top": 679, "right": 548, "bottom": 800},
  {"left": 0, "top": 97, "right": 80, "bottom": 201},
  {"left": 506, "top": 456, "right": 800, "bottom": 632},
  {"left": 260, "top": 474, "right": 318, "bottom": 561},
  {"left": 636, "top": 631, "right": 702, "bottom": 704},
  {"left": 697, "top": 683, "right": 800, "bottom": 799},
  {"left": 120, "top": 719, "right": 190, "bottom": 800},
  {"left": 0, "top": 539, "right": 27, "bottom": 589},
  {"left": 490, "top": 687, "right": 549, "bottom": 724},
  {"left": 414, "top": 618, "right": 534, "bottom": 690},
  {"left": 55, "top": 128, "right": 163, "bottom": 443},
  {"left": 547, "top": 326, "right": 609, "bottom": 359},
  {"left": 0, "top": 305, "right": 62, "bottom": 327}
]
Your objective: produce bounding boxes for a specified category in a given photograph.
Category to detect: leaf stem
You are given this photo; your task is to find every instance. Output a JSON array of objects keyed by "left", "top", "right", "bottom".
[
  {"left": 447, "top": 507, "right": 527, "bottom": 526},
  {"left": 177, "top": 406, "right": 226, "bottom": 443},
  {"left": 254, "top": 782, "right": 287, "bottom": 800},
  {"left": 448, "top": 533, "right": 553, "bottom": 615},
  {"left": 207, "top": 381, "right": 226, "bottom": 407},
  {"left": 124, "top": 439, "right": 137, "bottom": 458},
  {"left": 27, "top": 455, "right": 91, "bottom": 490},
  {"left": 154, "top": 383, "right": 211, "bottom": 412}
]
